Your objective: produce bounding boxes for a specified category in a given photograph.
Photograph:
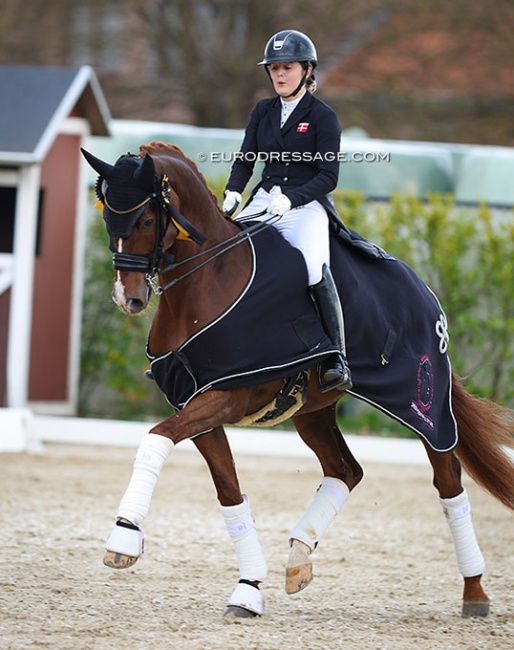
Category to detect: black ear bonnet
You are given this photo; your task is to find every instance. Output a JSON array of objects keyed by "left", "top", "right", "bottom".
[{"left": 82, "top": 149, "right": 157, "bottom": 238}]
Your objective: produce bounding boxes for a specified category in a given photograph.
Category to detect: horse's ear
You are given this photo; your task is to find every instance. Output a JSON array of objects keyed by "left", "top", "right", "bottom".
[
  {"left": 80, "top": 148, "right": 115, "bottom": 179},
  {"left": 134, "top": 153, "right": 157, "bottom": 189}
]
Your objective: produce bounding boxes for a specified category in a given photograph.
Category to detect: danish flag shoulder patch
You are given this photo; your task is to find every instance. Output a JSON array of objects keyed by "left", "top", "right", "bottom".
[{"left": 296, "top": 122, "right": 309, "bottom": 133}]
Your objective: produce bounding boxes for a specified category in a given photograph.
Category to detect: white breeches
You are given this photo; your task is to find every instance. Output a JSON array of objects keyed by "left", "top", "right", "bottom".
[{"left": 236, "top": 187, "right": 330, "bottom": 285}]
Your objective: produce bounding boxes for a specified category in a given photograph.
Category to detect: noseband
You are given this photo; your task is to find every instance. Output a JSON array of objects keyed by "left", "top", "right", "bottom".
[{"left": 108, "top": 174, "right": 207, "bottom": 293}]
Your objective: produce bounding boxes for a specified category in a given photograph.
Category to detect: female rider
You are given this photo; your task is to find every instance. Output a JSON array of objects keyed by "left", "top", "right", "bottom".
[{"left": 223, "top": 29, "right": 352, "bottom": 392}]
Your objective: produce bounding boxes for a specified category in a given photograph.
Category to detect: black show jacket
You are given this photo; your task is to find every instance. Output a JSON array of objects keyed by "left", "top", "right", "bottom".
[{"left": 226, "top": 92, "right": 342, "bottom": 208}]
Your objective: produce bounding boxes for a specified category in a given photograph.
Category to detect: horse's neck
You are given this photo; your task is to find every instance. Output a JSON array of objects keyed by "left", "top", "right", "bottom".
[{"left": 148, "top": 220, "right": 252, "bottom": 355}]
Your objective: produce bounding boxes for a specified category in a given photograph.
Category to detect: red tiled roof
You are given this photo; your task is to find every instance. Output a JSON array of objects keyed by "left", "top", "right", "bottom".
[{"left": 322, "top": 12, "right": 514, "bottom": 99}]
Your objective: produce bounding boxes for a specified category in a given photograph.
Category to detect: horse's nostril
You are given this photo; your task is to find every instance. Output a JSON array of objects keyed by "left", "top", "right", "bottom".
[{"left": 127, "top": 298, "right": 145, "bottom": 313}]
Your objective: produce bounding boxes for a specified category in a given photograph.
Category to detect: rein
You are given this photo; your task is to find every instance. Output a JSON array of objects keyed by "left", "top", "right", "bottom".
[
  {"left": 113, "top": 202, "right": 275, "bottom": 296},
  {"left": 154, "top": 212, "right": 272, "bottom": 294}
]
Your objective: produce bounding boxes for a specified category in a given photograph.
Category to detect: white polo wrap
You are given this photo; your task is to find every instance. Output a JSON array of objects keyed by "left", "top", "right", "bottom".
[
  {"left": 440, "top": 488, "right": 485, "bottom": 578},
  {"left": 289, "top": 476, "right": 350, "bottom": 551},
  {"left": 117, "top": 433, "right": 174, "bottom": 525},
  {"left": 220, "top": 495, "right": 267, "bottom": 582}
]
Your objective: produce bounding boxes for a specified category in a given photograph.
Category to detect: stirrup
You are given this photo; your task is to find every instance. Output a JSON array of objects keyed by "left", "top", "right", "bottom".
[{"left": 319, "top": 356, "right": 352, "bottom": 392}]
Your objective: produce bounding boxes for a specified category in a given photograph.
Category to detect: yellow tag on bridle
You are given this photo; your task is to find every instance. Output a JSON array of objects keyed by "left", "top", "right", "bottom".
[{"left": 172, "top": 217, "right": 194, "bottom": 241}]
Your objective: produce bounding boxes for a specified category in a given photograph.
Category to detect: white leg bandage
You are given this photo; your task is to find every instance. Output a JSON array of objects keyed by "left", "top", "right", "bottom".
[
  {"left": 289, "top": 476, "right": 350, "bottom": 551},
  {"left": 440, "top": 489, "right": 485, "bottom": 578},
  {"left": 220, "top": 495, "right": 267, "bottom": 583},
  {"left": 117, "top": 433, "right": 174, "bottom": 525}
]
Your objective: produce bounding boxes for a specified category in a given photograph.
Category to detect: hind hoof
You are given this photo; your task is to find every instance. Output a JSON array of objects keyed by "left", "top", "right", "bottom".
[
  {"left": 285, "top": 562, "right": 313, "bottom": 594},
  {"left": 285, "top": 539, "right": 313, "bottom": 594},
  {"left": 462, "top": 600, "right": 490, "bottom": 618}
]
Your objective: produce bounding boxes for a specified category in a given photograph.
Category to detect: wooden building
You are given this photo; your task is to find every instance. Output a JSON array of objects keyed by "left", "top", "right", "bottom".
[{"left": 0, "top": 65, "right": 110, "bottom": 430}]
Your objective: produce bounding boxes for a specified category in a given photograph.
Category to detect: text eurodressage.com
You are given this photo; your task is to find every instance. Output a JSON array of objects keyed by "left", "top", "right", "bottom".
[{"left": 198, "top": 151, "right": 391, "bottom": 163}]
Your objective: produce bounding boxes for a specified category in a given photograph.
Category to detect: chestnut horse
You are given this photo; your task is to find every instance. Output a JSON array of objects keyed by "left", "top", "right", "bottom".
[{"left": 82, "top": 142, "right": 514, "bottom": 620}]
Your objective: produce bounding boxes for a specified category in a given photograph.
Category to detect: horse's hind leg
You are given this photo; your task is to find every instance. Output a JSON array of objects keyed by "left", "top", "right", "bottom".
[
  {"left": 423, "top": 441, "right": 490, "bottom": 617},
  {"left": 193, "top": 427, "right": 267, "bottom": 618},
  {"left": 286, "top": 405, "right": 364, "bottom": 594}
]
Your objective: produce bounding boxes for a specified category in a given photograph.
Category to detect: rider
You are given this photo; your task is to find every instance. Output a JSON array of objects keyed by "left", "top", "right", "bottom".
[{"left": 223, "top": 29, "right": 352, "bottom": 392}]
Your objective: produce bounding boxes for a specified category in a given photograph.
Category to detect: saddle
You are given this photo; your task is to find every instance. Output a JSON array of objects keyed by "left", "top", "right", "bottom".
[{"left": 318, "top": 194, "right": 396, "bottom": 261}]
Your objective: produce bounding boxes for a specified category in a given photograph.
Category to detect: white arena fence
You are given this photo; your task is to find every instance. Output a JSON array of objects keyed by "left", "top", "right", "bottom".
[{"left": 0, "top": 408, "right": 429, "bottom": 464}]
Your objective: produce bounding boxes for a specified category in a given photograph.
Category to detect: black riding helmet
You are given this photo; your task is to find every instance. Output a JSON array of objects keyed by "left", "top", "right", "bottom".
[{"left": 258, "top": 29, "right": 317, "bottom": 97}]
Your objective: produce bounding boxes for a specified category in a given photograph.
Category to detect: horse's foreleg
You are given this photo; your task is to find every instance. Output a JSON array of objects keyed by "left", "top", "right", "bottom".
[
  {"left": 423, "top": 442, "right": 489, "bottom": 617},
  {"left": 286, "top": 407, "right": 363, "bottom": 594},
  {"left": 193, "top": 427, "right": 267, "bottom": 618},
  {"left": 103, "top": 389, "right": 254, "bottom": 570},
  {"left": 103, "top": 432, "right": 174, "bottom": 569}
]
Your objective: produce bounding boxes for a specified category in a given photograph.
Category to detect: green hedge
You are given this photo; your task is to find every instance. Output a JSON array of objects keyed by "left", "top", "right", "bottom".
[
  {"left": 333, "top": 191, "right": 514, "bottom": 406},
  {"left": 79, "top": 188, "right": 514, "bottom": 426}
]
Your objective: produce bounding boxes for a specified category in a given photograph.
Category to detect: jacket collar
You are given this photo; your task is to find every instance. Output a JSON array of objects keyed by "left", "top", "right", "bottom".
[
  {"left": 269, "top": 92, "right": 313, "bottom": 144},
  {"left": 281, "top": 91, "right": 312, "bottom": 135}
]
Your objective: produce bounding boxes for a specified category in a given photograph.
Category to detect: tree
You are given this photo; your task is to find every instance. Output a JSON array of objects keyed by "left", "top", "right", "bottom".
[{"left": 132, "top": 0, "right": 277, "bottom": 127}]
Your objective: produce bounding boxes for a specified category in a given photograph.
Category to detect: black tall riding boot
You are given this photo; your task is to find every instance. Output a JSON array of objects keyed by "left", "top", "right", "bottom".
[{"left": 310, "top": 264, "right": 353, "bottom": 392}]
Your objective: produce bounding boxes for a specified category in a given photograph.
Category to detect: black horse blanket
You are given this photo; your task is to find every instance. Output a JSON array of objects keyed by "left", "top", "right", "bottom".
[{"left": 148, "top": 223, "right": 457, "bottom": 452}]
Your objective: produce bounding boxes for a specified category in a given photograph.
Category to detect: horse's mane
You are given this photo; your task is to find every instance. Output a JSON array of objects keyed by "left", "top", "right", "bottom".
[{"left": 139, "top": 141, "right": 220, "bottom": 209}]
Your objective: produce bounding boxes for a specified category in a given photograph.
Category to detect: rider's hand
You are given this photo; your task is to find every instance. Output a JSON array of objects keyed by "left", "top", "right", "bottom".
[
  {"left": 267, "top": 192, "right": 291, "bottom": 216},
  {"left": 222, "top": 190, "right": 242, "bottom": 217}
]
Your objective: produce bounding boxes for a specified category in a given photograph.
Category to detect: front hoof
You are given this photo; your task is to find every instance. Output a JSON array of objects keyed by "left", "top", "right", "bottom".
[
  {"left": 223, "top": 605, "right": 260, "bottom": 620},
  {"left": 462, "top": 600, "right": 490, "bottom": 618},
  {"left": 103, "top": 550, "right": 139, "bottom": 569},
  {"left": 285, "top": 539, "right": 313, "bottom": 594},
  {"left": 104, "top": 519, "right": 144, "bottom": 569}
]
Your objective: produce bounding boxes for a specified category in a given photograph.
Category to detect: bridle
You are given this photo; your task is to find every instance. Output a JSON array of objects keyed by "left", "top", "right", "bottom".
[
  {"left": 106, "top": 172, "right": 204, "bottom": 293},
  {"left": 108, "top": 181, "right": 273, "bottom": 296}
]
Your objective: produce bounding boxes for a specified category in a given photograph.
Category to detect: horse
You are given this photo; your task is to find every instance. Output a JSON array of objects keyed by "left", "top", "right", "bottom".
[{"left": 81, "top": 141, "right": 514, "bottom": 620}]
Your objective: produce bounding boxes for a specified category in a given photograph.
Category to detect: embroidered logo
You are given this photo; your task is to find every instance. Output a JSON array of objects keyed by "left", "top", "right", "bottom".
[
  {"left": 435, "top": 313, "right": 449, "bottom": 354},
  {"left": 410, "top": 354, "right": 435, "bottom": 430},
  {"left": 297, "top": 122, "right": 309, "bottom": 133}
]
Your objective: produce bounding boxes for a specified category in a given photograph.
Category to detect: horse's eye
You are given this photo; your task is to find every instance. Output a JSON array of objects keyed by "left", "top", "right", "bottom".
[{"left": 141, "top": 217, "right": 154, "bottom": 231}]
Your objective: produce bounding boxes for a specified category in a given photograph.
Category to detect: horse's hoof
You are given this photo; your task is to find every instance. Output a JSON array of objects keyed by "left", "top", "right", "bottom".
[
  {"left": 225, "top": 580, "right": 265, "bottom": 617},
  {"left": 285, "top": 539, "right": 313, "bottom": 594},
  {"left": 103, "top": 519, "right": 144, "bottom": 569},
  {"left": 103, "top": 550, "right": 139, "bottom": 570},
  {"left": 462, "top": 599, "right": 490, "bottom": 618},
  {"left": 223, "top": 605, "right": 260, "bottom": 620},
  {"left": 285, "top": 562, "right": 313, "bottom": 594}
]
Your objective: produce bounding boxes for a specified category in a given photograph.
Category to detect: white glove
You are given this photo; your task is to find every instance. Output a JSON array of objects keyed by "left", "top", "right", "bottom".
[
  {"left": 222, "top": 190, "right": 242, "bottom": 216},
  {"left": 267, "top": 192, "right": 291, "bottom": 216}
]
